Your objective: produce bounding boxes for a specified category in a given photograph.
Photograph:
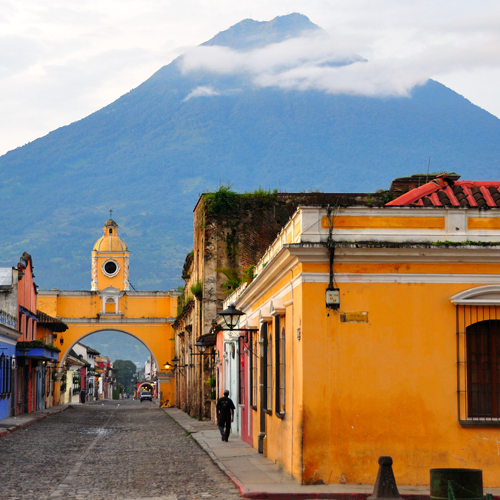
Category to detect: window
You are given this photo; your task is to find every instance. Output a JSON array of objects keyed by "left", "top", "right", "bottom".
[
  {"left": 275, "top": 320, "right": 285, "bottom": 414},
  {"left": 261, "top": 322, "right": 268, "bottom": 411},
  {"left": 267, "top": 330, "right": 273, "bottom": 412},
  {"left": 250, "top": 331, "right": 257, "bottom": 408},
  {"left": 467, "top": 320, "right": 500, "bottom": 418},
  {"left": 105, "top": 298, "right": 116, "bottom": 314},
  {"left": 102, "top": 259, "right": 119, "bottom": 278},
  {"left": 238, "top": 336, "right": 245, "bottom": 405},
  {"left": 456, "top": 302, "right": 500, "bottom": 423},
  {"left": 0, "top": 354, "right": 11, "bottom": 395}
]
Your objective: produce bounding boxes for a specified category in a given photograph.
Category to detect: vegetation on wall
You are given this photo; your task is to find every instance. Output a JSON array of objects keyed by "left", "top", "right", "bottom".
[
  {"left": 190, "top": 281, "right": 203, "bottom": 301},
  {"left": 16, "top": 340, "right": 61, "bottom": 353},
  {"left": 204, "top": 185, "right": 279, "bottom": 219},
  {"left": 216, "top": 265, "right": 255, "bottom": 295},
  {"left": 176, "top": 288, "right": 195, "bottom": 318}
]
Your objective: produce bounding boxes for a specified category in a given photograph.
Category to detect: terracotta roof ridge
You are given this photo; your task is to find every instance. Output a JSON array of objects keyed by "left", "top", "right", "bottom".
[{"left": 386, "top": 180, "right": 440, "bottom": 206}]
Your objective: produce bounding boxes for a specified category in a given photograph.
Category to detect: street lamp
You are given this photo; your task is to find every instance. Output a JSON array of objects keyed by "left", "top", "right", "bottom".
[
  {"left": 193, "top": 340, "right": 207, "bottom": 354},
  {"left": 218, "top": 304, "right": 258, "bottom": 341},
  {"left": 219, "top": 304, "right": 245, "bottom": 330}
]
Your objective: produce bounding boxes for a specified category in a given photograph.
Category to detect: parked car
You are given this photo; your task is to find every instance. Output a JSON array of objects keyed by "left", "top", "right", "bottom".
[{"left": 140, "top": 391, "right": 152, "bottom": 402}]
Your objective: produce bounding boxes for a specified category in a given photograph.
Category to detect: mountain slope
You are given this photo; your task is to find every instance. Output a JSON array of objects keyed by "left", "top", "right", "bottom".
[{"left": 1, "top": 14, "right": 500, "bottom": 290}]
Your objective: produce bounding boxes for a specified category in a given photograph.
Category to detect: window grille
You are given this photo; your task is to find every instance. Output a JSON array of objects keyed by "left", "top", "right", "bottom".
[
  {"left": 280, "top": 326, "right": 286, "bottom": 413},
  {"left": 457, "top": 305, "right": 500, "bottom": 423},
  {"left": 250, "top": 332, "right": 258, "bottom": 407},
  {"left": 267, "top": 332, "right": 273, "bottom": 411},
  {"left": 261, "top": 322, "right": 268, "bottom": 411},
  {"left": 275, "top": 317, "right": 286, "bottom": 414}
]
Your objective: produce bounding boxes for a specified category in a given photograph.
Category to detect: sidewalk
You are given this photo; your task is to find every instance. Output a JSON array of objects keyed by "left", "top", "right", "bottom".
[
  {"left": 0, "top": 403, "right": 70, "bottom": 438},
  {"left": 164, "top": 408, "right": 500, "bottom": 500}
]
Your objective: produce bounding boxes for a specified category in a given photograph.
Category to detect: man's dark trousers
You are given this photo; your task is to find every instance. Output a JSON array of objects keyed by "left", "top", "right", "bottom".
[{"left": 218, "top": 413, "right": 231, "bottom": 441}]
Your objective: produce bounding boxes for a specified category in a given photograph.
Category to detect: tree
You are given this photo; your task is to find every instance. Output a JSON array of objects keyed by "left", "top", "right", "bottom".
[{"left": 114, "top": 359, "right": 137, "bottom": 394}]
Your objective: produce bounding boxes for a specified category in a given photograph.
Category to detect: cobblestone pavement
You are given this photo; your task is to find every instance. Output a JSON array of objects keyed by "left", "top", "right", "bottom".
[{"left": 0, "top": 400, "right": 242, "bottom": 500}]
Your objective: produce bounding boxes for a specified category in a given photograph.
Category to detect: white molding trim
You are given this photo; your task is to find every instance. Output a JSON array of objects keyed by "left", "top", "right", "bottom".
[
  {"left": 451, "top": 285, "right": 500, "bottom": 305},
  {"left": 62, "top": 317, "right": 175, "bottom": 324},
  {"left": 296, "top": 272, "right": 500, "bottom": 285}
]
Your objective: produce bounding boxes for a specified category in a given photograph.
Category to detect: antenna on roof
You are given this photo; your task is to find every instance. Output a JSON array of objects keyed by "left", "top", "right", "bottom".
[{"left": 426, "top": 158, "right": 431, "bottom": 183}]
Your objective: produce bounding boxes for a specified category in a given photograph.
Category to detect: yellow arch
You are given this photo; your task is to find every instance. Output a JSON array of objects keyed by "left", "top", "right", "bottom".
[
  {"left": 38, "top": 290, "right": 177, "bottom": 404},
  {"left": 60, "top": 328, "right": 158, "bottom": 367}
]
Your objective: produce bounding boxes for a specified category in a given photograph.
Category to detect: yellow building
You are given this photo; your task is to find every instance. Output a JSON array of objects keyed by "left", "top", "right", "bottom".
[
  {"left": 38, "top": 219, "right": 178, "bottom": 404},
  {"left": 223, "top": 176, "right": 500, "bottom": 488}
]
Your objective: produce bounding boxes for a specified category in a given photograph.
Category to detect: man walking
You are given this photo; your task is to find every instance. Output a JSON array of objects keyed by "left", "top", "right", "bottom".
[{"left": 216, "top": 389, "right": 235, "bottom": 442}]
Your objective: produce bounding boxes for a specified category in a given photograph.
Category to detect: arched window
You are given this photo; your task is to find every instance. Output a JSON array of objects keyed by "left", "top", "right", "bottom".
[
  {"left": 267, "top": 331, "right": 273, "bottom": 412},
  {"left": 452, "top": 287, "right": 500, "bottom": 423},
  {"left": 105, "top": 297, "right": 116, "bottom": 314}
]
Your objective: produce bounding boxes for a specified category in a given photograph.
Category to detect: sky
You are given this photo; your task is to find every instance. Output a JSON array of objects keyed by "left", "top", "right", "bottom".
[{"left": 1, "top": 0, "right": 500, "bottom": 157}]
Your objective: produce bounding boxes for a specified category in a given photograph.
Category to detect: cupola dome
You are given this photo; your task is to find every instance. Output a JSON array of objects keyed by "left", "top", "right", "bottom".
[{"left": 92, "top": 219, "right": 128, "bottom": 252}]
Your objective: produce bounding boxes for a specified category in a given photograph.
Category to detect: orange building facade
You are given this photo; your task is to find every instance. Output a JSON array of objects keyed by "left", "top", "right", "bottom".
[{"left": 222, "top": 177, "right": 500, "bottom": 488}]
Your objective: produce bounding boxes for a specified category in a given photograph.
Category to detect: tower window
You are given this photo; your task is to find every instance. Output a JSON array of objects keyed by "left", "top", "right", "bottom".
[
  {"left": 102, "top": 259, "right": 119, "bottom": 277},
  {"left": 109, "top": 229, "right": 112, "bottom": 235},
  {"left": 104, "top": 261, "right": 117, "bottom": 275}
]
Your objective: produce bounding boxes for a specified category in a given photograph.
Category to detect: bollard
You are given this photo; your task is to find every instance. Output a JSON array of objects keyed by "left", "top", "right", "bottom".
[{"left": 367, "top": 456, "right": 402, "bottom": 500}]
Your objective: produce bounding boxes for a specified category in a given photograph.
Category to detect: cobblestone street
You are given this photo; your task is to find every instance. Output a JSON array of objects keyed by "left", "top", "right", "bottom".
[{"left": 0, "top": 400, "right": 241, "bottom": 500}]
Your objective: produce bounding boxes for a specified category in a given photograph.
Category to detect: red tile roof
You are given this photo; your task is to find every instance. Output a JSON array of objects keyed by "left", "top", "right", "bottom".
[{"left": 386, "top": 174, "right": 500, "bottom": 208}]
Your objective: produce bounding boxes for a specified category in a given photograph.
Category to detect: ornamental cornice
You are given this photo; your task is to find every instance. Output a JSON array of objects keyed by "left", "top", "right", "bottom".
[
  {"left": 228, "top": 242, "right": 500, "bottom": 315},
  {"left": 61, "top": 317, "right": 175, "bottom": 324}
]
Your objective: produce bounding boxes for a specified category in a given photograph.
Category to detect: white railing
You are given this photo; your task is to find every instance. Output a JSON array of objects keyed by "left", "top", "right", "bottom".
[{"left": 0, "top": 310, "right": 17, "bottom": 329}]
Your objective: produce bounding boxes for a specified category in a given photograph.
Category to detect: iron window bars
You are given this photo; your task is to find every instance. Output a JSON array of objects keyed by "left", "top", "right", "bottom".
[{"left": 457, "top": 305, "right": 500, "bottom": 424}]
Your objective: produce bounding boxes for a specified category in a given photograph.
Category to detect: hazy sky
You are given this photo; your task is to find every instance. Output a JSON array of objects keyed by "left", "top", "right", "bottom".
[{"left": 1, "top": 0, "right": 500, "bottom": 156}]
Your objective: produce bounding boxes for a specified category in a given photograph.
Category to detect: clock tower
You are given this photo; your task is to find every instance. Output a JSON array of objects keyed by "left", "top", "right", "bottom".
[{"left": 91, "top": 218, "right": 129, "bottom": 293}]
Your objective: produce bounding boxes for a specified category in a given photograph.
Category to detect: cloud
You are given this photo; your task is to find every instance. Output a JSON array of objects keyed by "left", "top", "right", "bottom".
[
  {"left": 184, "top": 85, "right": 221, "bottom": 101},
  {"left": 179, "top": 29, "right": 500, "bottom": 98}
]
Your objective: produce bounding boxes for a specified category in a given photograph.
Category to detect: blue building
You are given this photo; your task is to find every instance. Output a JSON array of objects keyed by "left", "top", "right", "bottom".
[{"left": 0, "top": 267, "right": 19, "bottom": 420}]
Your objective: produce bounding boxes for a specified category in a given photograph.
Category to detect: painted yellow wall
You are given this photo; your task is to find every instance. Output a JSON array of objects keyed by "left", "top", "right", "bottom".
[
  {"left": 300, "top": 277, "right": 500, "bottom": 487},
  {"left": 240, "top": 259, "right": 500, "bottom": 488},
  {"left": 252, "top": 282, "right": 305, "bottom": 481}
]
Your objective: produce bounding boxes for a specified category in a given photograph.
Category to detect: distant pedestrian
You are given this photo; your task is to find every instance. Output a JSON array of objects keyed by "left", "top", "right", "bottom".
[
  {"left": 80, "top": 389, "right": 86, "bottom": 404},
  {"left": 216, "top": 390, "right": 235, "bottom": 442}
]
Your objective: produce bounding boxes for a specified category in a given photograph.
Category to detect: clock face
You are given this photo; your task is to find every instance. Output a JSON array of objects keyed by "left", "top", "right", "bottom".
[{"left": 102, "top": 259, "right": 119, "bottom": 277}]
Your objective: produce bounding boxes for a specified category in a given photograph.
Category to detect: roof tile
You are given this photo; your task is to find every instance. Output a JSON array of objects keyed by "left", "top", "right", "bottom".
[{"left": 387, "top": 174, "right": 500, "bottom": 208}]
